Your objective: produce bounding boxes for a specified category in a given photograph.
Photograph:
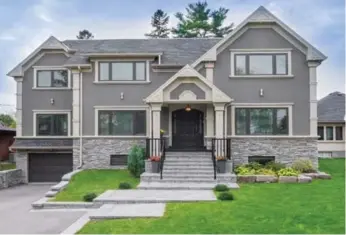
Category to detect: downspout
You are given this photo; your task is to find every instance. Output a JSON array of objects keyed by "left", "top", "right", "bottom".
[{"left": 77, "top": 66, "right": 83, "bottom": 169}]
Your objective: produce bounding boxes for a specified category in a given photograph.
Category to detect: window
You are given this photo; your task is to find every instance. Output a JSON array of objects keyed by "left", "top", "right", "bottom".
[
  {"left": 36, "top": 70, "right": 68, "bottom": 87},
  {"left": 335, "top": 126, "right": 343, "bottom": 140},
  {"left": 235, "top": 108, "right": 288, "bottom": 135},
  {"left": 98, "top": 110, "right": 146, "bottom": 135},
  {"left": 36, "top": 114, "right": 68, "bottom": 136},
  {"left": 99, "top": 62, "right": 146, "bottom": 81},
  {"left": 326, "top": 127, "right": 333, "bottom": 140},
  {"left": 233, "top": 53, "right": 288, "bottom": 76},
  {"left": 318, "top": 126, "right": 324, "bottom": 140}
]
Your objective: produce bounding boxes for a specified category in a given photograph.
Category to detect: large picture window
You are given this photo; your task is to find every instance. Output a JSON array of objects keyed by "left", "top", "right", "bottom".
[
  {"left": 36, "top": 114, "right": 68, "bottom": 136},
  {"left": 36, "top": 70, "right": 68, "bottom": 87},
  {"left": 235, "top": 108, "right": 288, "bottom": 135},
  {"left": 99, "top": 62, "right": 146, "bottom": 81},
  {"left": 98, "top": 110, "right": 146, "bottom": 136},
  {"left": 234, "top": 54, "right": 288, "bottom": 76}
]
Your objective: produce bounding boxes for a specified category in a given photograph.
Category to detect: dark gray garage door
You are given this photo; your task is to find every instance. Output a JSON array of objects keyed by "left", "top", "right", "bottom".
[{"left": 29, "top": 153, "right": 73, "bottom": 182}]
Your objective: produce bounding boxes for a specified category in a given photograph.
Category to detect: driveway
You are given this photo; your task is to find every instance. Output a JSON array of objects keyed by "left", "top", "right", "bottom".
[{"left": 0, "top": 184, "right": 85, "bottom": 234}]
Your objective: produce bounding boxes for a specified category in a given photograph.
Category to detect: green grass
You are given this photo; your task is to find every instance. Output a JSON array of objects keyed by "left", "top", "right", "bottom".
[
  {"left": 78, "top": 159, "right": 345, "bottom": 234},
  {"left": 0, "top": 163, "right": 16, "bottom": 171},
  {"left": 54, "top": 169, "right": 139, "bottom": 201}
]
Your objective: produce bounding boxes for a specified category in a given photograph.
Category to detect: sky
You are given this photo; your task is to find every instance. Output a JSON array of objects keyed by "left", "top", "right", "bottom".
[{"left": 0, "top": 0, "right": 344, "bottom": 114}]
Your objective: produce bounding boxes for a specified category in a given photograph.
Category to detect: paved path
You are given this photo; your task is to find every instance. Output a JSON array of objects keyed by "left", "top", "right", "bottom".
[{"left": 0, "top": 184, "right": 85, "bottom": 234}]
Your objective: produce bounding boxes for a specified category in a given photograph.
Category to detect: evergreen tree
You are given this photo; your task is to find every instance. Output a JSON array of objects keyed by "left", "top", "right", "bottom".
[
  {"left": 145, "top": 9, "right": 170, "bottom": 38},
  {"left": 76, "top": 29, "right": 94, "bottom": 39}
]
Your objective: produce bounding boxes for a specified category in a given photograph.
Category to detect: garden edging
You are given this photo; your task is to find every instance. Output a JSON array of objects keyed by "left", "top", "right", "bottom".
[{"left": 44, "top": 169, "right": 82, "bottom": 198}]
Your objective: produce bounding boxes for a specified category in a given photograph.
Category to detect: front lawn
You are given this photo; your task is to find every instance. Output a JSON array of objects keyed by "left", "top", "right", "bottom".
[
  {"left": 78, "top": 159, "right": 345, "bottom": 234},
  {"left": 54, "top": 169, "right": 139, "bottom": 201},
  {"left": 0, "top": 162, "right": 16, "bottom": 171}
]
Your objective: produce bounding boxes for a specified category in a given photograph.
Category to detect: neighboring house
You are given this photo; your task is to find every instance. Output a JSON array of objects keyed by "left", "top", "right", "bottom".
[
  {"left": 317, "top": 92, "right": 345, "bottom": 158},
  {"left": 0, "top": 122, "right": 15, "bottom": 162},
  {"left": 8, "top": 6, "right": 326, "bottom": 183}
]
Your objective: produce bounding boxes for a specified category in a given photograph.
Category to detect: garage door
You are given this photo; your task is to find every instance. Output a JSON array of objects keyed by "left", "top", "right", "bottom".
[{"left": 29, "top": 153, "right": 73, "bottom": 182}]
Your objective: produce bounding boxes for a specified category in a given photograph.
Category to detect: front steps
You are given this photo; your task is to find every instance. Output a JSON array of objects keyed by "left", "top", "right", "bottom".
[{"left": 139, "top": 151, "right": 239, "bottom": 190}]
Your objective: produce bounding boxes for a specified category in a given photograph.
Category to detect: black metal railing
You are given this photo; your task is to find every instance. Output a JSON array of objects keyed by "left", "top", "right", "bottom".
[
  {"left": 211, "top": 139, "right": 217, "bottom": 180},
  {"left": 160, "top": 139, "right": 166, "bottom": 179},
  {"left": 211, "top": 138, "right": 231, "bottom": 179},
  {"left": 145, "top": 138, "right": 166, "bottom": 179}
]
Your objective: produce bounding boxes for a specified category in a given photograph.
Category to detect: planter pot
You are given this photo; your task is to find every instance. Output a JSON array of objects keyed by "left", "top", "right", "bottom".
[
  {"left": 151, "top": 161, "right": 160, "bottom": 173},
  {"left": 216, "top": 160, "right": 226, "bottom": 173}
]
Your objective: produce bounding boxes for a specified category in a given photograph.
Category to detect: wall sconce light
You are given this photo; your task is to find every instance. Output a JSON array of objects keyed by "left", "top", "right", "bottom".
[
  {"left": 120, "top": 92, "right": 124, "bottom": 100},
  {"left": 259, "top": 88, "right": 264, "bottom": 97},
  {"left": 50, "top": 98, "right": 54, "bottom": 105},
  {"left": 185, "top": 104, "right": 191, "bottom": 112}
]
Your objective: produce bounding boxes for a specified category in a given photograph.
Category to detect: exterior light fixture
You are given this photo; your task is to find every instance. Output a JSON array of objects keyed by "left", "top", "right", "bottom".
[{"left": 185, "top": 104, "right": 191, "bottom": 112}]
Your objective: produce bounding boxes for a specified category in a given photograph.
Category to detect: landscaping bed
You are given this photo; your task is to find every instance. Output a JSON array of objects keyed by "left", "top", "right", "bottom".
[
  {"left": 77, "top": 159, "right": 345, "bottom": 234},
  {"left": 53, "top": 169, "right": 139, "bottom": 202}
]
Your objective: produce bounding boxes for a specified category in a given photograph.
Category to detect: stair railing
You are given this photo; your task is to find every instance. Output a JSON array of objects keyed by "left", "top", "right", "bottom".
[
  {"left": 211, "top": 138, "right": 231, "bottom": 179},
  {"left": 211, "top": 138, "right": 217, "bottom": 179},
  {"left": 160, "top": 138, "right": 166, "bottom": 179}
]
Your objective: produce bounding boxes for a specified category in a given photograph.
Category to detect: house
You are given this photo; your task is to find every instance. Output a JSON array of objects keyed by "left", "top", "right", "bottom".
[
  {"left": 317, "top": 92, "right": 345, "bottom": 158},
  {"left": 0, "top": 122, "right": 15, "bottom": 162},
  {"left": 8, "top": 6, "right": 326, "bottom": 184}
]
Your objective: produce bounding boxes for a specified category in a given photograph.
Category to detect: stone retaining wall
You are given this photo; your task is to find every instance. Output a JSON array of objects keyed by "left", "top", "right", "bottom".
[
  {"left": 231, "top": 137, "right": 318, "bottom": 168},
  {"left": 73, "top": 138, "right": 146, "bottom": 169},
  {"left": 0, "top": 169, "right": 23, "bottom": 189}
]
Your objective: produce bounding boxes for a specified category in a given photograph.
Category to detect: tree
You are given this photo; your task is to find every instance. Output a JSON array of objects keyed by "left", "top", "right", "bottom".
[
  {"left": 0, "top": 114, "right": 16, "bottom": 128},
  {"left": 76, "top": 29, "right": 94, "bottom": 39},
  {"left": 171, "top": 1, "right": 233, "bottom": 38},
  {"left": 145, "top": 9, "right": 170, "bottom": 38}
]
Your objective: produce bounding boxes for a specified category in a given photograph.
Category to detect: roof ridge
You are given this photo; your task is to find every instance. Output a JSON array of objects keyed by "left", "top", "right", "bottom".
[{"left": 63, "top": 38, "right": 222, "bottom": 42}]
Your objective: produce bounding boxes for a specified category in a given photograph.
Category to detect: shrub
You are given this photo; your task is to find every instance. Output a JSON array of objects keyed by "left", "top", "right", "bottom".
[
  {"left": 235, "top": 166, "right": 256, "bottom": 175},
  {"left": 277, "top": 167, "right": 299, "bottom": 176},
  {"left": 244, "top": 162, "right": 263, "bottom": 170},
  {"left": 292, "top": 159, "right": 316, "bottom": 173},
  {"left": 83, "top": 192, "right": 97, "bottom": 202},
  {"left": 265, "top": 161, "right": 286, "bottom": 172},
  {"left": 127, "top": 145, "right": 146, "bottom": 178},
  {"left": 217, "top": 192, "right": 234, "bottom": 201},
  {"left": 118, "top": 182, "right": 132, "bottom": 189},
  {"left": 214, "top": 184, "right": 229, "bottom": 192},
  {"left": 255, "top": 168, "right": 276, "bottom": 175}
]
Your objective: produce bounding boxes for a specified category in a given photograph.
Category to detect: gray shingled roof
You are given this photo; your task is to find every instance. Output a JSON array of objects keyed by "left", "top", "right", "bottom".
[
  {"left": 318, "top": 91, "right": 345, "bottom": 123},
  {"left": 63, "top": 38, "right": 221, "bottom": 65}
]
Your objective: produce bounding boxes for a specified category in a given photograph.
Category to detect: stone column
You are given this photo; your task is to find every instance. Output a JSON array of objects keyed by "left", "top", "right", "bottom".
[
  {"left": 214, "top": 103, "right": 225, "bottom": 156},
  {"left": 308, "top": 61, "right": 320, "bottom": 137},
  {"left": 151, "top": 103, "right": 162, "bottom": 156},
  {"left": 205, "top": 62, "right": 214, "bottom": 83},
  {"left": 14, "top": 77, "right": 23, "bottom": 136},
  {"left": 72, "top": 70, "right": 80, "bottom": 136}
]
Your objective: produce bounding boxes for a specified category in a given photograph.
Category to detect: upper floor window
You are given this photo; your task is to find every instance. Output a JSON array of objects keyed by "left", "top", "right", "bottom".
[
  {"left": 318, "top": 125, "right": 344, "bottom": 141},
  {"left": 235, "top": 108, "right": 288, "bottom": 135},
  {"left": 99, "top": 62, "right": 146, "bottom": 81},
  {"left": 36, "top": 114, "right": 68, "bottom": 136},
  {"left": 36, "top": 70, "right": 69, "bottom": 88}
]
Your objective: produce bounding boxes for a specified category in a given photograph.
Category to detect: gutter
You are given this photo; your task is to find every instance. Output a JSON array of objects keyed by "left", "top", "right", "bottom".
[{"left": 77, "top": 66, "right": 84, "bottom": 169}]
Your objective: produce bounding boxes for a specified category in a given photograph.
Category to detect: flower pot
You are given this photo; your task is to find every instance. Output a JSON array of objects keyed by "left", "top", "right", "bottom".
[
  {"left": 151, "top": 161, "right": 160, "bottom": 173},
  {"left": 217, "top": 160, "right": 226, "bottom": 173}
]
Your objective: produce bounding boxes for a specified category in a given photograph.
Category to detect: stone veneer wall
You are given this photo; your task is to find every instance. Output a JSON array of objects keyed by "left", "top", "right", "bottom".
[
  {"left": 15, "top": 151, "right": 28, "bottom": 183},
  {"left": 73, "top": 138, "right": 146, "bottom": 169},
  {"left": 0, "top": 169, "right": 23, "bottom": 189},
  {"left": 231, "top": 137, "right": 318, "bottom": 168}
]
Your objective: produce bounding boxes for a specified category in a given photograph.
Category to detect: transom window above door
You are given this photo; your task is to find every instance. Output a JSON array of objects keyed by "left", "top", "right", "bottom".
[{"left": 99, "top": 62, "right": 146, "bottom": 81}]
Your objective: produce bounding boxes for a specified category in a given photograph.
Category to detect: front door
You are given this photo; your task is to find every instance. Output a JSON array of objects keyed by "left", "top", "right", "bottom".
[{"left": 172, "top": 109, "right": 204, "bottom": 149}]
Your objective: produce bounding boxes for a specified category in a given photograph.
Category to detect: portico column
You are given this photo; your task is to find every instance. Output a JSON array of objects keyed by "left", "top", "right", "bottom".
[
  {"left": 14, "top": 77, "right": 23, "bottom": 136},
  {"left": 151, "top": 103, "right": 162, "bottom": 156},
  {"left": 205, "top": 62, "right": 214, "bottom": 83},
  {"left": 308, "top": 61, "right": 320, "bottom": 137},
  {"left": 214, "top": 103, "right": 225, "bottom": 156},
  {"left": 206, "top": 105, "right": 214, "bottom": 149},
  {"left": 72, "top": 70, "right": 80, "bottom": 136}
]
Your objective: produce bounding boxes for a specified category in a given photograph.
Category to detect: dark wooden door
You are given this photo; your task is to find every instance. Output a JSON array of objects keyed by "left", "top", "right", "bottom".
[
  {"left": 29, "top": 153, "right": 73, "bottom": 182},
  {"left": 172, "top": 109, "right": 204, "bottom": 149}
]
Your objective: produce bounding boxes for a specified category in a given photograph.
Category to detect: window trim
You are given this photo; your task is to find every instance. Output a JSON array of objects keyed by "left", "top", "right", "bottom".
[
  {"left": 231, "top": 103, "right": 293, "bottom": 136},
  {"left": 94, "top": 60, "right": 150, "bottom": 84},
  {"left": 33, "top": 66, "right": 71, "bottom": 89},
  {"left": 94, "top": 106, "right": 149, "bottom": 137},
  {"left": 229, "top": 49, "right": 293, "bottom": 78},
  {"left": 33, "top": 110, "right": 71, "bottom": 137}
]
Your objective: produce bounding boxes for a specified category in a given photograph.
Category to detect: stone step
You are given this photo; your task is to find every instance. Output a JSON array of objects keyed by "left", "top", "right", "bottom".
[
  {"left": 163, "top": 169, "right": 214, "bottom": 174},
  {"left": 50, "top": 181, "right": 69, "bottom": 192},
  {"left": 137, "top": 182, "right": 240, "bottom": 190},
  {"left": 165, "top": 152, "right": 211, "bottom": 157},
  {"left": 45, "top": 190, "right": 58, "bottom": 197},
  {"left": 142, "top": 178, "right": 236, "bottom": 184},
  {"left": 141, "top": 173, "right": 236, "bottom": 181},
  {"left": 163, "top": 162, "right": 213, "bottom": 167},
  {"left": 163, "top": 166, "right": 214, "bottom": 170},
  {"left": 165, "top": 157, "right": 211, "bottom": 161},
  {"left": 164, "top": 159, "right": 212, "bottom": 163}
]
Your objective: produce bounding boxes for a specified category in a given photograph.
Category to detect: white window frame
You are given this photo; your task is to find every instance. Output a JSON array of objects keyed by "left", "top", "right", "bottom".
[
  {"left": 229, "top": 49, "right": 293, "bottom": 78},
  {"left": 33, "top": 66, "right": 71, "bottom": 89},
  {"left": 93, "top": 59, "right": 151, "bottom": 84},
  {"left": 33, "top": 110, "right": 71, "bottom": 137},
  {"left": 318, "top": 125, "right": 344, "bottom": 142},
  {"left": 231, "top": 103, "right": 293, "bottom": 136},
  {"left": 94, "top": 106, "right": 149, "bottom": 137}
]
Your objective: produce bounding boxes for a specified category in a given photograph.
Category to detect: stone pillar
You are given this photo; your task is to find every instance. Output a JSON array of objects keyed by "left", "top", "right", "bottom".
[
  {"left": 151, "top": 104, "right": 162, "bottom": 156},
  {"left": 214, "top": 103, "right": 225, "bottom": 156},
  {"left": 72, "top": 70, "right": 80, "bottom": 136},
  {"left": 15, "top": 152, "right": 28, "bottom": 183},
  {"left": 205, "top": 62, "right": 214, "bottom": 83},
  {"left": 308, "top": 61, "right": 320, "bottom": 137},
  {"left": 14, "top": 77, "right": 23, "bottom": 136}
]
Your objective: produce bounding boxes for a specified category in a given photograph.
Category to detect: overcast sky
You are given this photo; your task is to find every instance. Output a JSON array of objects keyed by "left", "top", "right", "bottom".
[{"left": 0, "top": 0, "right": 344, "bottom": 114}]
